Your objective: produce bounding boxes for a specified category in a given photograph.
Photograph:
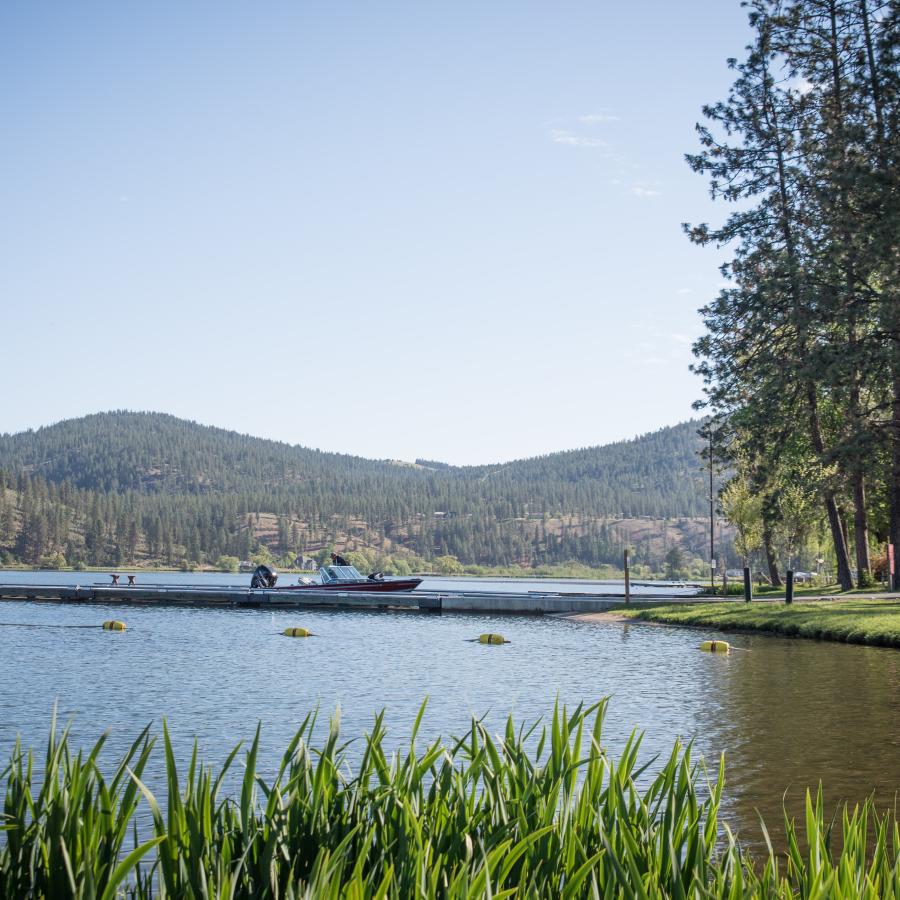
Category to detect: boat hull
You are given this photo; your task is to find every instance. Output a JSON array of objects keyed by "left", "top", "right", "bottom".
[{"left": 275, "top": 578, "right": 423, "bottom": 593}]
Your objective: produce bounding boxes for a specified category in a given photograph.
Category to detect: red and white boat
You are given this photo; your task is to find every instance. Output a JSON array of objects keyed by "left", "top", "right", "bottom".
[{"left": 251, "top": 564, "right": 421, "bottom": 593}]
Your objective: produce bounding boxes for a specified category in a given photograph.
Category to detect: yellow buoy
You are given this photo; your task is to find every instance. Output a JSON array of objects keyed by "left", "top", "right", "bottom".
[
  {"left": 283, "top": 627, "right": 312, "bottom": 638},
  {"left": 699, "top": 640, "right": 730, "bottom": 653},
  {"left": 102, "top": 620, "right": 127, "bottom": 631},
  {"left": 478, "top": 633, "right": 508, "bottom": 645}
]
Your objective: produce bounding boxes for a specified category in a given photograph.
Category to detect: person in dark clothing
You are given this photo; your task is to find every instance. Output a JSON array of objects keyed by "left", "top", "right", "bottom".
[{"left": 331, "top": 552, "right": 349, "bottom": 566}]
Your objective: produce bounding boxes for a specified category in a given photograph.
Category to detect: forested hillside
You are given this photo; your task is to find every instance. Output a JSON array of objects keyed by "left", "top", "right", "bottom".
[{"left": 0, "top": 412, "right": 710, "bottom": 571}]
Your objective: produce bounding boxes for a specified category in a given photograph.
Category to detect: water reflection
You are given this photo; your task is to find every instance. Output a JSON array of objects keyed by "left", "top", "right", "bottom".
[{"left": 702, "top": 632, "right": 900, "bottom": 847}]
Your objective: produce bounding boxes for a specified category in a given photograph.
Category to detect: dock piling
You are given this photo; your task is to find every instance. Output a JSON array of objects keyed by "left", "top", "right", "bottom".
[{"left": 624, "top": 549, "right": 631, "bottom": 604}]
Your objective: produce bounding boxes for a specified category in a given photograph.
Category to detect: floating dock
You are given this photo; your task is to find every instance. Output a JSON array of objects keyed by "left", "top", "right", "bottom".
[{"left": 0, "top": 581, "right": 693, "bottom": 614}]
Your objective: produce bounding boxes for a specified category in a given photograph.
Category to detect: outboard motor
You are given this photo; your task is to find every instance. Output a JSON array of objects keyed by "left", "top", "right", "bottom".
[{"left": 250, "top": 565, "right": 278, "bottom": 588}]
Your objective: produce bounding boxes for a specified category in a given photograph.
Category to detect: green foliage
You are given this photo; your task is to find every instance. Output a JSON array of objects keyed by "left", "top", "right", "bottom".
[
  {"left": 720, "top": 477, "right": 763, "bottom": 565},
  {"left": 664, "top": 547, "right": 684, "bottom": 580},
  {"left": 38, "top": 552, "right": 67, "bottom": 570},
  {"left": 249, "top": 546, "right": 274, "bottom": 567},
  {"left": 775, "top": 481, "right": 817, "bottom": 569},
  {"left": 2, "top": 702, "right": 899, "bottom": 897},
  {"left": 316, "top": 546, "right": 334, "bottom": 566},
  {"left": 345, "top": 549, "right": 376, "bottom": 573},
  {"left": 433, "top": 554, "right": 464, "bottom": 575},
  {"left": 215, "top": 555, "right": 239, "bottom": 573},
  {"left": 388, "top": 556, "right": 411, "bottom": 576},
  {"left": 857, "top": 568, "right": 877, "bottom": 589}
]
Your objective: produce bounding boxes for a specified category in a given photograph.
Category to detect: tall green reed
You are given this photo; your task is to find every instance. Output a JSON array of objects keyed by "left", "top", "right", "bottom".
[
  {"left": 0, "top": 708, "right": 162, "bottom": 899},
  {"left": 1, "top": 700, "right": 898, "bottom": 898}
]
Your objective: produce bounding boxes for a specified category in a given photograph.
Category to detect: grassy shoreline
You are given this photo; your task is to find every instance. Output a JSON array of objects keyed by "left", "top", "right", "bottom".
[{"left": 616, "top": 599, "right": 900, "bottom": 648}]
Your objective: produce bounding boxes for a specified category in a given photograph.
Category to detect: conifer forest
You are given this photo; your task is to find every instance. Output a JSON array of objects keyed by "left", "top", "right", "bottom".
[{"left": 0, "top": 412, "right": 710, "bottom": 573}]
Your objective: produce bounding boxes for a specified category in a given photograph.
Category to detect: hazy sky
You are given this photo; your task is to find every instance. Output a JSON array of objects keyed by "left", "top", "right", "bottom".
[{"left": 2, "top": 1, "right": 749, "bottom": 464}]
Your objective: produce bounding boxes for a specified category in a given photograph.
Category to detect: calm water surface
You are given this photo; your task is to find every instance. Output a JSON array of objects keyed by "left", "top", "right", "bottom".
[{"left": 1, "top": 587, "right": 897, "bottom": 851}]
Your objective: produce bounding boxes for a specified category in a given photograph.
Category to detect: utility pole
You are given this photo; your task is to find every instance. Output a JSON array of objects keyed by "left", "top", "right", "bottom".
[{"left": 709, "top": 426, "right": 716, "bottom": 592}]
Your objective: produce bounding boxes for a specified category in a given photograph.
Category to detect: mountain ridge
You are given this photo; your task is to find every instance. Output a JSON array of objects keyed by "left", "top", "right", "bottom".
[
  {"left": 1, "top": 408, "right": 700, "bottom": 476},
  {"left": 0, "top": 411, "right": 713, "bottom": 571}
]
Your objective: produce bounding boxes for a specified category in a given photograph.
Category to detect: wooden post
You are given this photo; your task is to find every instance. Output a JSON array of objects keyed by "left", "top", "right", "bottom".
[
  {"left": 785, "top": 570, "right": 794, "bottom": 604},
  {"left": 889, "top": 543, "right": 896, "bottom": 591},
  {"left": 624, "top": 548, "right": 631, "bottom": 604},
  {"left": 743, "top": 566, "right": 752, "bottom": 602}
]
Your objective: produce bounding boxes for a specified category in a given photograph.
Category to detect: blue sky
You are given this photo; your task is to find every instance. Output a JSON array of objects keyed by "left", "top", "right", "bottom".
[{"left": 1, "top": 1, "right": 749, "bottom": 464}]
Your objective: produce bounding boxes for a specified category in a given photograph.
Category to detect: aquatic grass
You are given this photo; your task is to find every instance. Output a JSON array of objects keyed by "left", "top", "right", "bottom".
[
  {"left": 0, "top": 708, "right": 162, "bottom": 899},
  {"left": 1, "top": 702, "right": 898, "bottom": 897}
]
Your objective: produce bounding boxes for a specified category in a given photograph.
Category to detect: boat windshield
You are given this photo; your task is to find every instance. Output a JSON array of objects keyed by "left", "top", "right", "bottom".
[{"left": 320, "top": 565, "right": 364, "bottom": 583}]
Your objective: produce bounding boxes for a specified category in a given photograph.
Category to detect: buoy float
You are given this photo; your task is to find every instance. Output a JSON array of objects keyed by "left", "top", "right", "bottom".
[
  {"left": 283, "top": 627, "right": 312, "bottom": 638},
  {"left": 699, "top": 640, "right": 730, "bottom": 653},
  {"left": 102, "top": 620, "right": 127, "bottom": 631},
  {"left": 478, "top": 633, "right": 508, "bottom": 645}
]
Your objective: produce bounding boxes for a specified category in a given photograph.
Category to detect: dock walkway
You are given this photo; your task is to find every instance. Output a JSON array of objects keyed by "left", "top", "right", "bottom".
[{"left": 0, "top": 582, "right": 694, "bottom": 615}]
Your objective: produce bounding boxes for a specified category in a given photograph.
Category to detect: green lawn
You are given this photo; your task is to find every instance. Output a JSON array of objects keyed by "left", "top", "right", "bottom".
[{"left": 619, "top": 599, "right": 900, "bottom": 648}]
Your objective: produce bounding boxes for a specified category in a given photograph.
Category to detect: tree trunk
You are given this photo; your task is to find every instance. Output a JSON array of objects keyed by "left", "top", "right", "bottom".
[
  {"left": 821, "top": 1, "right": 855, "bottom": 593},
  {"left": 763, "top": 515, "right": 782, "bottom": 587},
  {"left": 823, "top": 496, "right": 854, "bottom": 590},
  {"left": 859, "top": 0, "right": 886, "bottom": 167},
  {"left": 806, "top": 382, "right": 855, "bottom": 590},
  {"left": 839, "top": 505, "right": 851, "bottom": 560},
  {"left": 846, "top": 319, "right": 872, "bottom": 586},
  {"left": 860, "top": 0, "right": 896, "bottom": 587},
  {"left": 892, "top": 371, "right": 900, "bottom": 591},
  {"left": 853, "top": 470, "right": 872, "bottom": 586},
  {"left": 764, "top": 54, "right": 855, "bottom": 593}
]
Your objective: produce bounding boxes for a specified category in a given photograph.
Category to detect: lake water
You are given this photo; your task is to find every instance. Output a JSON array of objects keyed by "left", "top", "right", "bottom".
[{"left": 1, "top": 578, "right": 898, "bottom": 851}]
